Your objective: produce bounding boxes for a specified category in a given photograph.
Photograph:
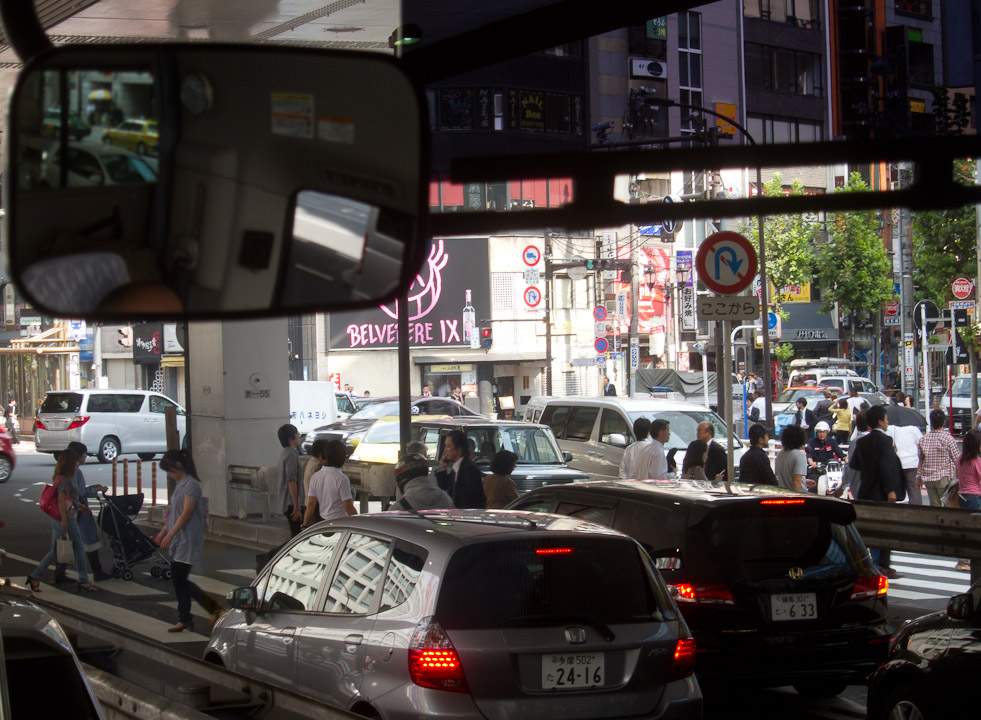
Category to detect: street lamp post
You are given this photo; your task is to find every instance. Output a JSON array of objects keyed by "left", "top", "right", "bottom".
[{"left": 652, "top": 99, "right": 771, "bottom": 432}]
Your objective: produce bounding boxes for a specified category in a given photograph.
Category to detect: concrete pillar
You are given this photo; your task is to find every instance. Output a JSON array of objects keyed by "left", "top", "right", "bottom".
[{"left": 188, "top": 318, "right": 289, "bottom": 518}]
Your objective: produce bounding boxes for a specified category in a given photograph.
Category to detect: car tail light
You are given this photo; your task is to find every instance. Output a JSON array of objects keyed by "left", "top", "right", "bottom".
[
  {"left": 408, "top": 617, "right": 468, "bottom": 692},
  {"left": 849, "top": 575, "right": 888, "bottom": 601},
  {"left": 34, "top": 419, "right": 47, "bottom": 431},
  {"left": 760, "top": 498, "right": 806, "bottom": 505},
  {"left": 67, "top": 416, "right": 90, "bottom": 430},
  {"left": 668, "top": 633, "right": 696, "bottom": 681},
  {"left": 536, "top": 547, "right": 574, "bottom": 556},
  {"left": 671, "top": 583, "right": 735, "bottom": 605}
]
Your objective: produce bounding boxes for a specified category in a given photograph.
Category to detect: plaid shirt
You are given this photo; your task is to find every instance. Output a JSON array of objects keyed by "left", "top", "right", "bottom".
[{"left": 917, "top": 429, "right": 959, "bottom": 483}]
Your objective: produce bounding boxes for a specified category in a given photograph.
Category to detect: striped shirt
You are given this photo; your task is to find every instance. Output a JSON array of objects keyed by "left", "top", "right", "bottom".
[{"left": 916, "top": 429, "right": 959, "bottom": 483}]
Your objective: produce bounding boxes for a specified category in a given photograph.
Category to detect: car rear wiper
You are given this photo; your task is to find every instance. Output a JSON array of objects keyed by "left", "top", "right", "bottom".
[{"left": 512, "top": 614, "right": 615, "bottom": 642}]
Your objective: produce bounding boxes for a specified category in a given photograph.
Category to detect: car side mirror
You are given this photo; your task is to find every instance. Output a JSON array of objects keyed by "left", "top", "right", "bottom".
[
  {"left": 650, "top": 548, "right": 683, "bottom": 571},
  {"left": 228, "top": 586, "right": 259, "bottom": 611},
  {"left": 604, "top": 433, "right": 628, "bottom": 448},
  {"left": 947, "top": 592, "right": 975, "bottom": 619},
  {"left": 4, "top": 43, "right": 427, "bottom": 321},
  {"left": 562, "top": 451, "right": 573, "bottom": 463}
]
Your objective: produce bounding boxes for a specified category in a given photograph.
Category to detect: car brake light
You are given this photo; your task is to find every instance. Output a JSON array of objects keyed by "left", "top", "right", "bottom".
[
  {"left": 760, "top": 498, "right": 806, "bottom": 505},
  {"left": 672, "top": 583, "right": 735, "bottom": 605},
  {"left": 67, "top": 416, "right": 90, "bottom": 430},
  {"left": 536, "top": 547, "right": 574, "bottom": 555},
  {"left": 408, "top": 617, "right": 468, "bottom": 692},
  {"left": 850, "top": 575, "right": 888, "bottom": 601},
  {"left": 34, "top": 419, "right": 47, "bottom": 430},
  {"left": 668, "top": 636, "right": 696, "bottom": 681}
]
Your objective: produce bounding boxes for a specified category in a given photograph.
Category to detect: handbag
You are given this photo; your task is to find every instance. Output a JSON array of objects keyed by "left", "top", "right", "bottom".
[
  {"left": 39, "top": 477, "right": 64, "bottom": 520},
  {"left": 56, "top": 535, "right": 74, "bottom": 564}
]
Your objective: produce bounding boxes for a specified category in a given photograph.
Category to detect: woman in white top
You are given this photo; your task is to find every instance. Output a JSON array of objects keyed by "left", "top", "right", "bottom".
[
  {"left": 775, "top": 424, "right": 808, "bottom": 491},
  {"left": 302, "top": 440, "right": 357, "bottom": 527}
]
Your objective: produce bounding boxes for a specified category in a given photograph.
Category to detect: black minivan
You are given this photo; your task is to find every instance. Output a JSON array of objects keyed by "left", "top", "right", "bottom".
[{"left": 509, "top": 479, "right": 892, "bottom": 697}]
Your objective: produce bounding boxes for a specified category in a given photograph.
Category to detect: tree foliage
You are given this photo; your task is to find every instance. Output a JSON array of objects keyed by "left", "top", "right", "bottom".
[
  {"left": 814, "top": 173, "right": 895, "bottom": 319},
  {"left": 744, "top": 174, "right": 815, "bottom": 309},
  {"left": 911, "top": 159, "right": 977, "bottom": 307}
]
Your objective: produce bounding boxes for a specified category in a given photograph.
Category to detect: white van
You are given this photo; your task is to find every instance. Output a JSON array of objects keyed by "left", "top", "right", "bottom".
[
  {"left": 939, "top": 375, "right": 979, "bottom": 434},
  {"left": 524, "top": 396, "right": 745, "bottom": 481},
  {"left": 36, "top": 389, "right": 187, "bottom": 462},
  {"left": 288, "top": 381, "right": 356, "bottom": 439}
]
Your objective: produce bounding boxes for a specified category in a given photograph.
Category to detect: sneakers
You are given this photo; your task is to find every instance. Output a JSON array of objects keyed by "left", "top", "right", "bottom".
[{"left": 955, "top": 560, "right": 971, "bottom": 572}]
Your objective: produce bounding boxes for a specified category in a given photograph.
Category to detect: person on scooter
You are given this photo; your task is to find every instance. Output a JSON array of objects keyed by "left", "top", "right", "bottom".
[{"left": 805, "top": 421, "right": 846, "bottom": 490}]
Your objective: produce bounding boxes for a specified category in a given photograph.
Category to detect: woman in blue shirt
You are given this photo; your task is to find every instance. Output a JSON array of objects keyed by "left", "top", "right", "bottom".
[{"left": 154, "top": 449, "right": 224, "bottom": 633}]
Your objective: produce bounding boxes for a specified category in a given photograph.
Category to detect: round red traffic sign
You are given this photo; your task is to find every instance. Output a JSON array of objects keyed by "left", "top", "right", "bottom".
[
  {"left": 884, "top": 299, "right": 900, "bottom": 317},
  {"left": 523, "top": 286, "right": 542, "bottom": 308},
  {"left": 594, "top": 337, "right": 609, "bottom": 354},
  {"left": 523, "top": 245, "right": 542, "bottom": 266},
  {"left": 951, "top": 275, "right": 975, "bottom": 300},
  {"left": 593, "top": 306, "right": 608, "bottom": 321},
  {"left": 694, "top": 232, "right": 758, "bottom": 295}
]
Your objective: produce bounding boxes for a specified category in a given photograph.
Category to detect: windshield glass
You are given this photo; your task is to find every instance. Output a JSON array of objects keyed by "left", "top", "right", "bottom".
[
  {"left": 952, "top": 378, "right": 981, "bottom": 397},
  {"left": 361, "top": 419, "right": 400, "bottom": 443},
  {"left": 466, "top": 425, "right": 563, "bottom": 464},
  {"left": 627, "top": 410, "right": 738, "bottom": 450},
  {"left": 775, "top": 389, "right": 820, "bottom": 404},
  {"left": 351, "top": 401, "right": 400, "bottom": 420}
]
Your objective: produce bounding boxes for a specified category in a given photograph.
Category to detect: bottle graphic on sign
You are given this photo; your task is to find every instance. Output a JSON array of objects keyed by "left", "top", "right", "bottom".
[{"left": 462, "top": 289, "right": 476, "bottom": 345}]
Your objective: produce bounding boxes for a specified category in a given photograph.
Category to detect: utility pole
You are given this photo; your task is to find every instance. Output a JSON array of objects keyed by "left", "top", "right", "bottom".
[
  {"left": 630, "top": 234, "right": 639, "bottom": 397},
  {"left": 544, "top": 231, "right": 553, "bottom": 396}
]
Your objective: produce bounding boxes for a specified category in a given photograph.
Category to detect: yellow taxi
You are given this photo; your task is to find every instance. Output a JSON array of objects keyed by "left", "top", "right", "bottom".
[
  {"left": 101, "top": 118, "right": 159, "bottom": 156},
  {"left": 343, "top": 414, "right": 450, "bottom": 493}
]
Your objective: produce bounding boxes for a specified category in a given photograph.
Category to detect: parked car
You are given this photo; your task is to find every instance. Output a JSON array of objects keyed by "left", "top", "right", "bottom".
[
  {"left": 0, "top": 427, "right": 16, "bottom": 483},
  {"left": 524, "top": 396, "right": 745, "bottom": 480},
  {"left": 938, "top": 374, "right": 979, "bottom": 434},
  {"left": 301, "top": 395, "right": 480, "bottom": 456},
  {"left": 40, "top": 143, "right": 157, "bottom": 188},
  {"left": 35, "top": 389, "right": 187, "bottom": 462},
  {"left": 0, "top": 584, "right": 106, "bottom": 718},
  {"left": 344, "top": 414, "right": 452, "bottom": 484},
  {"left": 206, "top": 511, "right": 702, "bottom": 720},
  {"left": 867, "top": 579, "right": 981, "bottom": 720},
  {"left": 41, "top": 108, "right": 91, "bottom": 140},
  {"left": 772, "top": 385, "right": 833, "bottom": 437},
  {"left": 509, "top": 479, "right": 892, "bottom": 696},
  {"left": 101, "top": 118, "right": 159, "bottom": 155},
  {"left": 410, "top": 416, "right": 591, "bottom": 493}
]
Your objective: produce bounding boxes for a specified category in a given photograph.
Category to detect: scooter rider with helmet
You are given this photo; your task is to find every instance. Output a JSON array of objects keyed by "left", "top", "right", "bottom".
[{"left": 805, "top": 421, "right": 846, "bottom": 489}]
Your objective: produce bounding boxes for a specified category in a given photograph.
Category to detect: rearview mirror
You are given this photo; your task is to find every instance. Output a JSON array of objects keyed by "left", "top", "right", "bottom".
[
  {"left": 227, "top": 586, "right": 258, "bottom": 611},
  {"left": 4, "top": 44, "right": 428, "bottom": 320},
  {"left": 947, "top": 592, "right": 975, "bottom": 620}
]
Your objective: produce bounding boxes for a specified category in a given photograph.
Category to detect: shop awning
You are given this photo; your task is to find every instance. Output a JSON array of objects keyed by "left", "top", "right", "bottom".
[
  {"left": 412, "top": 352, "right": 546, "bottom": 364},
  {"left": 782, "top": 303, "right": 838, "bottom": 342}
]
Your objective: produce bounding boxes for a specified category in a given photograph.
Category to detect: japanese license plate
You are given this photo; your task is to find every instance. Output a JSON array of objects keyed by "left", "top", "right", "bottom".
[
  {"left": 541, "top": 652, "right": 604, "bottom": 690},
  {"left": 771, "top": 592, "right": 818, "bottom": 621}
]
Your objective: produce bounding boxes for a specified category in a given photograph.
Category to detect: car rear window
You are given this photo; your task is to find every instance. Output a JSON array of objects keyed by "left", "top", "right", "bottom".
[
  {"left": 41, "top": 393, "right": 83, "bottom": 413},
  {"left": 436, "top": 537, "right": 671, "bottom": 629},
  {"left": 687, "top": 505, "right": 866, "bottom": 581}
]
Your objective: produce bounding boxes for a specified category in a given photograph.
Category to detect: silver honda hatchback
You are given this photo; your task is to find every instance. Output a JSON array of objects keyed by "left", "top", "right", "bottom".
[{"left": 205, "top": 511, "right": 702, "bottom": 719}]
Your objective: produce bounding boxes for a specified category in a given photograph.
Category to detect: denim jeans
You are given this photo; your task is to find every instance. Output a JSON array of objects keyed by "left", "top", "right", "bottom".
[
  {"left": 958, "top": 493, "right": 981, "bottom": 510},
  {"left": 171, "top": 561, "right": 220, "bottom": 624},
  {"left": 30, "top": 515, "right": 88, "bottom": 584}
]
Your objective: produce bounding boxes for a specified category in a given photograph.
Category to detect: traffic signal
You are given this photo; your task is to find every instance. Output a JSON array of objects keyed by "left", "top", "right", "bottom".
[{"left": 480, "top": 326, "right": 493, "bottom": 349}]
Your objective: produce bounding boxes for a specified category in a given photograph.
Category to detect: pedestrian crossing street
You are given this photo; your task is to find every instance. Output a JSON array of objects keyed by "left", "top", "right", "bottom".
[{"left": 886, "top": 551, "right": 973, "bottom": 601}]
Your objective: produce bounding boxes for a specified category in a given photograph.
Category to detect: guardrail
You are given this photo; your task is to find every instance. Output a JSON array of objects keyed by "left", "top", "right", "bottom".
[
  {"left": 39, "top": 601, "right": 360, "bottom": 720},
  {"left": 852, "top": 500, "right": 981, "bottom": 583}
]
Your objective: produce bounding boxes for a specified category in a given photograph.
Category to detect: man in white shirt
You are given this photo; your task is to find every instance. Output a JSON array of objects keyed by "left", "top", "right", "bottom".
[
  {"left": 636, "top": 419, "right": 672, "bottom": 479},
  {"left": 887, "top": 421, "right": 925, "bottom": 505},
  {"left": 749, "top": 391, "right": 767, "bottom": 425},
  {"left": 619, "top": 417, "right": 652, "bottom": 479},
  {"left": 845, "top": 388, "right": 865, "bottom": 415}
]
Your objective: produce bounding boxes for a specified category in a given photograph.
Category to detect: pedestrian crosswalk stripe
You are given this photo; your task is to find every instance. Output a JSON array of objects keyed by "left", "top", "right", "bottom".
[
  {"left": 890, "top": 553, "right": 951, "bottom": 566},
  {"left": 889, "top": 588, "right": 950, "bottom": 601},
  {"left": 888, "top": 575, "right": 968, "bottom": 593},
  {"left": 889, "top": 564, "right": 970, "bottom": 582}
]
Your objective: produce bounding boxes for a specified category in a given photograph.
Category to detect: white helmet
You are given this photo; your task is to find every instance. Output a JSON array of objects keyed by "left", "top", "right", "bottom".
[{"left": 814, "top": 421, "right": 831, "bottom": 432}]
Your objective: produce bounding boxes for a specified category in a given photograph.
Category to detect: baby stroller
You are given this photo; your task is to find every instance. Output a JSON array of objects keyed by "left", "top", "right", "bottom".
[{"left": 98, "top": 492, "right": 171, "bottom": 581}]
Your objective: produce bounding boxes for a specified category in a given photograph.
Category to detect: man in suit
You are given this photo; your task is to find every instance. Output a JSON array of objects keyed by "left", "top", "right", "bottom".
[
  {"left": 435, "top": 429, "right": 486, "bottom": 509},
  {"left": 813, "top": 389, "right": 835, "bottom": 428},
  {"left": 793, "top": 397, "right": 818, "bottom": 440},
  {"left": 603, "top": 376, "right": 617, "bottom": 396},
  {"left": 696, "top": 421, "right": 727, "bottom": 481},
  {"left": 848, "top": 404, "right": 904, "bottom": 578}
]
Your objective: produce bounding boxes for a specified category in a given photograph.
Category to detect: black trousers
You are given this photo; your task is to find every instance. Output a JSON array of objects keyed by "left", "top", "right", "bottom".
[{"left": 171, "top": 561, "right": 221, "bottom": 624}]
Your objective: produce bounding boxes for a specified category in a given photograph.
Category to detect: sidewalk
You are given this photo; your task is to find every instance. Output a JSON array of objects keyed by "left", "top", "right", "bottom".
[{"left": 145, "top": 504, "right": 291, "bottom": 550}]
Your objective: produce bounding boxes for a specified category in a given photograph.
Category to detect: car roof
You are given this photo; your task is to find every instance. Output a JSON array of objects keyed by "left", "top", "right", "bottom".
[
  {"left": 524, "top": 478, "right": 853, "bottom": 511},
  {"left": 414, "top": 417, "right": 542, "bottom": 429},
  {"left": 307, "top": 509, "right": 632, "bottom": 545},
  {"left": 45, "top": 389, "right": 162, "bottom": 395},
  {"left": 527, "top": 396, "right": 713, "bottom": 412}
]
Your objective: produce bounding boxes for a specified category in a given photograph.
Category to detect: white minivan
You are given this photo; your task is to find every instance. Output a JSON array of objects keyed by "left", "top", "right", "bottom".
[{"left": 36, "top": 389, "right": 187, "bottom": 462}]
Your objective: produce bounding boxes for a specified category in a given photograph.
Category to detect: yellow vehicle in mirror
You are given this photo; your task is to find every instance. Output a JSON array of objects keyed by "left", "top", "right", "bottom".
[{"left": 101, "top": 118, "right": 158, "bottom": 156}]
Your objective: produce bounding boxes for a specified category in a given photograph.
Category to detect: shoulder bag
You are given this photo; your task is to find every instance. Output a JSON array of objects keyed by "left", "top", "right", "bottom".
[{"left": 39, "top": 476, "right": 64, "bottom": 520}]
